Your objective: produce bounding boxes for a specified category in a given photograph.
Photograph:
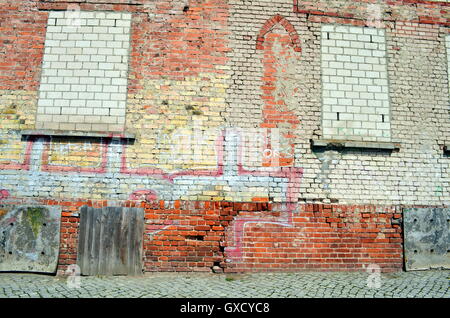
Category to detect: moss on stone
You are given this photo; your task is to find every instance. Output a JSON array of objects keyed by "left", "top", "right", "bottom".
[{"left": 24, "top": 207, "right": 45, "bottom": 237}]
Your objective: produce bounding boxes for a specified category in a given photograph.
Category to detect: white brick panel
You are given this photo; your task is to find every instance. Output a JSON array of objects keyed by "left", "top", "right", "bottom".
[
  {"left": 321, "top": 25, "right": 391, "bottom": 142},
  {"left": 37, "top": 11, "right": 132, "bottom": 132}
]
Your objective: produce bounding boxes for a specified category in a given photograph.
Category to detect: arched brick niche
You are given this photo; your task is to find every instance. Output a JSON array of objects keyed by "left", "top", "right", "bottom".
[{"left": 256, "top": 15, "right": 301, "bottom": 53}]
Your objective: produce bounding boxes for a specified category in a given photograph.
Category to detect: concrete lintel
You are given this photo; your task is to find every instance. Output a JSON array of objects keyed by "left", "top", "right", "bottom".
[
  {"left": 311, "top": 139, "right": 400, "bottom": 150},
  {"left": 21, "top": 129, "right": 136, "bottom": 140}
]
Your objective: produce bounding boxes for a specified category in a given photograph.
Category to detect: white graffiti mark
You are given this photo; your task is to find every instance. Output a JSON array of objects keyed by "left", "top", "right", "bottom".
[
  {"left": 66, "top": 264, "right": 81, "bottom": 289},
  {"left": 146, "top": 221, "right": 178, "bottom": 240},
  {"left": 366, "top": 264, "right": 382, "bottom": 289}
]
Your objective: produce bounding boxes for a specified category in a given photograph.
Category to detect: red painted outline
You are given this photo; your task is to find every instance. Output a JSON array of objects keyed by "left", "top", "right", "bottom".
[
  {"left": 0, "top": 138, "right": 33, "bottom": 171},
  {"left": 40, "top": 137, "right": 109, "bottom": 174},
  {"left": 120, "top": 132, "right": 225, "bottom": 182},
  {"left": 256, "top": 15, "right": 302, "bottom": 52}
]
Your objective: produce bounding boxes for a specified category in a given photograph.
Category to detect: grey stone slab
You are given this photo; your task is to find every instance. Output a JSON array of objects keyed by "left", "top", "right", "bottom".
[
  {"left": 0, "top": 205, "right": 61, "bottom": 273},
  {"left": 404, "top": 208, "right": 450, "bottom": 270}
]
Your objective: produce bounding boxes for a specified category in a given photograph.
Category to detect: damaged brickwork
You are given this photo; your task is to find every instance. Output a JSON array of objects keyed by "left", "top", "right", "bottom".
[{"left": 0, "top": 0, "right": 449, "bottom": 274}]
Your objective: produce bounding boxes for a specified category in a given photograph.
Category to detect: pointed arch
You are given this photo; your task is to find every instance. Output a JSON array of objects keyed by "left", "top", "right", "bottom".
[{"left": 256, "top": 14, "right": 302, "bottom": 52}]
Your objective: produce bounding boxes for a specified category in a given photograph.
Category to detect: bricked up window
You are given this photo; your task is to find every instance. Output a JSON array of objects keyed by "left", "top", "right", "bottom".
[
  {"left": 320, "top": 24, "right": 391, "bottom": 142},
  {"left": 36, "top": 10, "right": 131, "bottom": 132}
]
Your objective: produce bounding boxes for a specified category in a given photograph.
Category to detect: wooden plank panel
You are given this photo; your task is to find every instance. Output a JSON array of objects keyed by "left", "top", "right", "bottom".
[
  {"left": 87, "top": 207, "right": 99, "bottom": 275},
  {"left": 133, "top": 208, "right": 144, "bottom": 275},
  {"left": 127, "top": 208, "right": 136, "bottom": 275},
  {"left": 77, "top": 206, "right": 87, "bottom": 273},
  {"left": 78, "top": 205, "right": 93, "bottom": 275},
  {"left": 118, "top": 207, "right": 130, "bottom": 275},
  {"left": 109, "top": 207, "right": 120, "bottom": 275},
  {"left": 85, "top": 207, "right": 96, "bottom": 276},
  {"left": 77, "top": 206, "right": 144, "bottom": 276},
  {"left": 96, "top": 207, "right": 107, "bottom": 275},
  {"left": 103, "top": 207, "right": 116, "bottom": 275},
  {"left": 89, "top": 207, "right": 97, "bottom": 275}
]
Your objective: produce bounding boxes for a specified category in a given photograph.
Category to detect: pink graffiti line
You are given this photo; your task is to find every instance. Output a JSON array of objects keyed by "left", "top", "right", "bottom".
[
  {"left": 0, "top": 139, "right": 33, "bottom": 171},
  {"left": 0, "top": 189, "right": 10, "bottom": 200},
  {"left": 120, "top": 132, "right": 224, "bottom": 183},
  {"left": 226, "top": 136, "right": 303, "bottom": 260},
  {"left": 129, "top": 189, "right": 158, "bottom": 201}
]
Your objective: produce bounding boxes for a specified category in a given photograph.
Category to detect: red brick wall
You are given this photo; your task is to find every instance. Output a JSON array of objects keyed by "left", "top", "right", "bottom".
[
  {"left": 128, "top": 0, "right": 230, "bottom": 90},
  {"left": 64, "top": 201, "right": 403, "bottom": 273},
  {"left": 225, "top": 204, "right": 403, "bottom": 272},
  {"left": 0, "top": 2, "right": 47, "bottom": 90},
  {"left": 0, "top": 199, "right": 403, "bottom": 273}
]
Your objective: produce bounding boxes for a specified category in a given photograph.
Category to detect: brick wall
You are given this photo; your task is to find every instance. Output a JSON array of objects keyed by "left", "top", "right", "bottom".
[
  {"left": 0, "top": 0, "right": 449, "bottom": 273},
  {"left": 0, "top": 198, "right": 404, "bottom": 273}
]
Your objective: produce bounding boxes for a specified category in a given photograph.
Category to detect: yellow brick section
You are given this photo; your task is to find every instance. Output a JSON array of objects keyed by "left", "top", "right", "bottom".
[
  {"left": 0, "top": 90, "right": 37, "bottom": 130},
  {"left": 45, "top": 139, "right": 104, "bottom": 168},
  {"left": 0, "top": 90, "right": 37, "bottom": 164},
  {"left": 126, "top": 74, "right": 229, "bottom": 173}
]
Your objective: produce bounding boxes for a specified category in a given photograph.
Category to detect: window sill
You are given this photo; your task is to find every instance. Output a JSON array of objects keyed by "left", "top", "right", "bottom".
[
  {"left": 21, "top": 129, "right": 136, "bottom": 140},
  {"left": 311, "top": 139, "right": 400, "bottom": 150}
]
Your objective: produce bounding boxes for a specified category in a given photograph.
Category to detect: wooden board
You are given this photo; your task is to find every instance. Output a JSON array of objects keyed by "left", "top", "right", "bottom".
[{"left": 77, "top": 206, "right": 144, "bottom": 276}]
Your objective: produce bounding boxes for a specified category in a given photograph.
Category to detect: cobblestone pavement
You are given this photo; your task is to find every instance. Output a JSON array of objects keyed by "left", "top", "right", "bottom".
[{"left": 0, "top": 270, "right": 448, "bottom": 298}]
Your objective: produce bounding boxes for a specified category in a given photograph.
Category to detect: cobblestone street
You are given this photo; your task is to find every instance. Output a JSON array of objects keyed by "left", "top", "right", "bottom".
[{"left": 0, "top": 270, "right": 448, "bottom": 298}]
